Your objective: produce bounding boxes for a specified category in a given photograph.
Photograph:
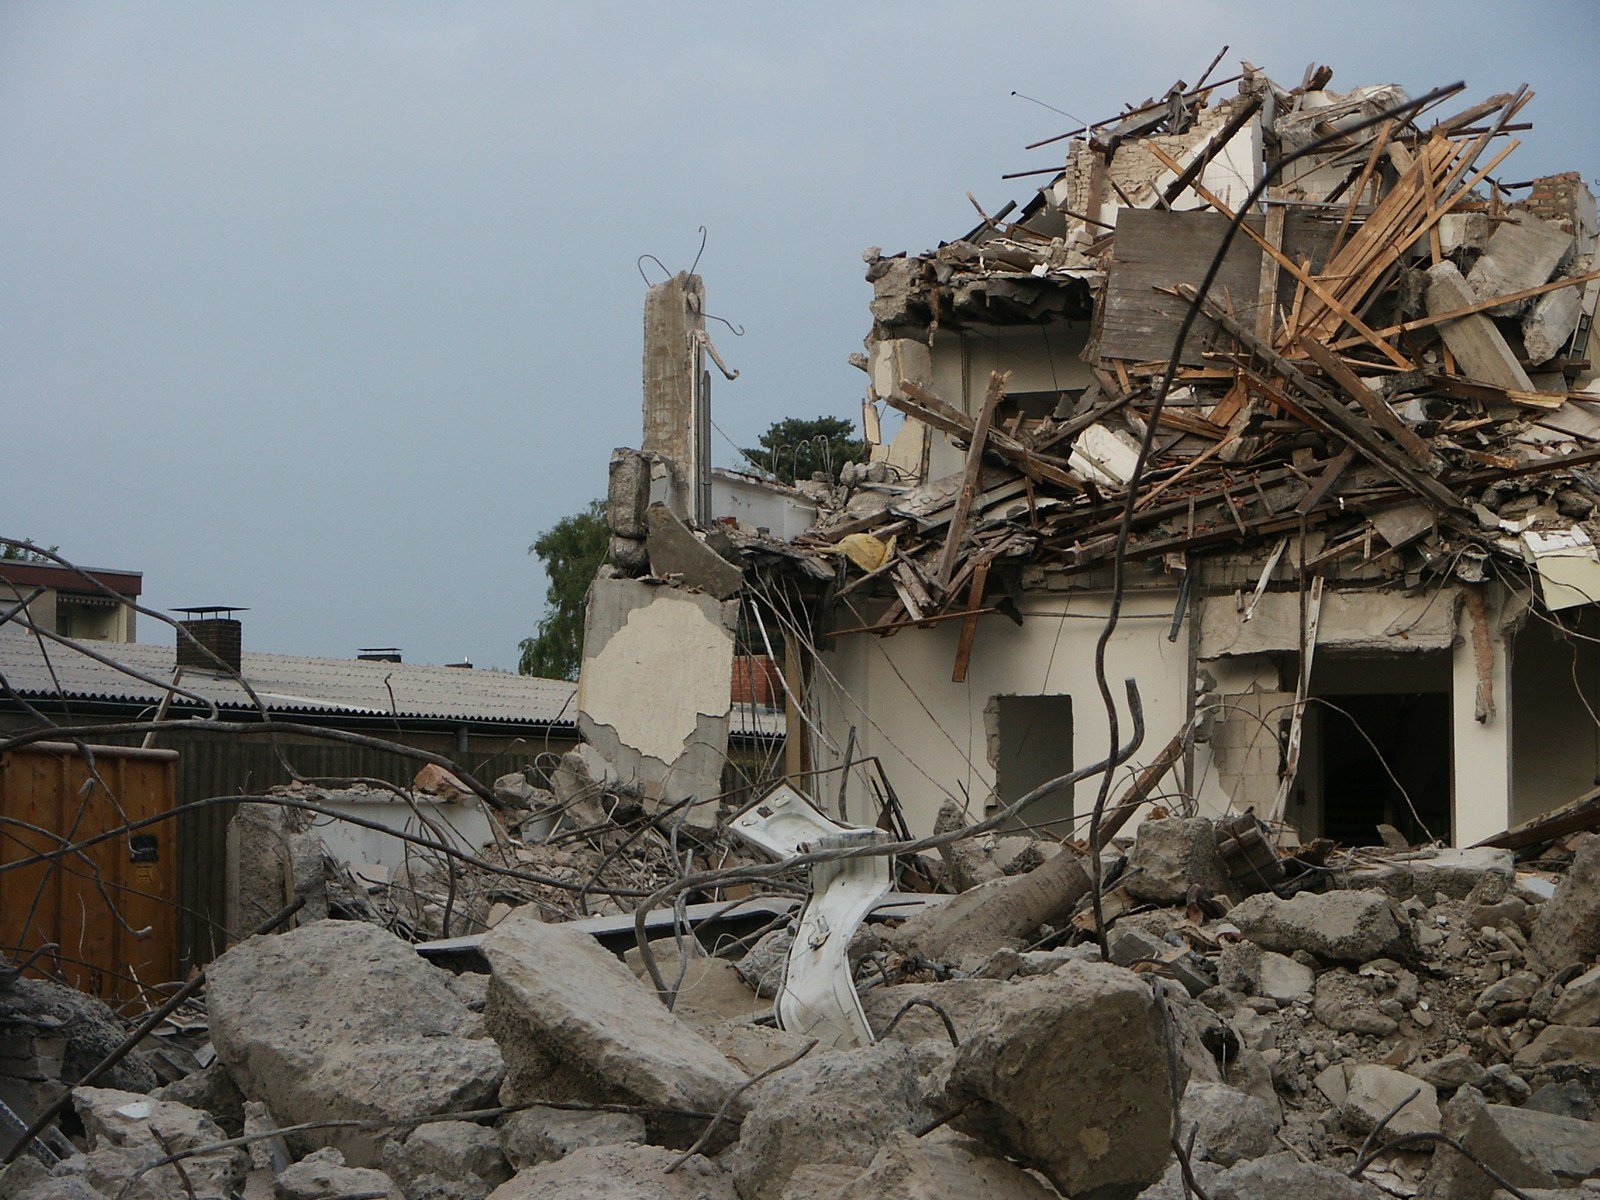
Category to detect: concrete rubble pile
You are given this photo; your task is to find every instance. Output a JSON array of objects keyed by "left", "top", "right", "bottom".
[{"left": 4, "top": 796, "right": 1600, "bottom": 1199}]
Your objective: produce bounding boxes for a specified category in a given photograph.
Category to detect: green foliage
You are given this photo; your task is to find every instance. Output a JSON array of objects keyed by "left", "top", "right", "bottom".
[
  {"left": 518, "top": 500, "right": 609, "bottom": 681},
  {"left": 1, "top": 539, "right": 57, "bottom": 562},
  {"left": 742, "top": 415, "right": 864, "bottom": 485}
]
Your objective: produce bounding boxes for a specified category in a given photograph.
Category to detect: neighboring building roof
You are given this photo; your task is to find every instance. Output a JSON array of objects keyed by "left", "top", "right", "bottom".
[
  {"left": 0, "top": 623, "right": 783, "bottom": 738},
  {"left": 0, "top": 561, "right": 142, "bottom": 597}
]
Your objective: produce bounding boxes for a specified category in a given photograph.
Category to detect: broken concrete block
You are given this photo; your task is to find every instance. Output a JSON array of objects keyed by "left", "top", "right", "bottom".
[
  {"left": 1181, "top": 1082, "right": 1279, "bottom": 1167},
  {"left": 1125, "top": 816, "right": 1233, "bottom": 904},
  {"left": 644, "top": 504, "right": 744, "bottom": 599},
  {"left": 1426, "top": 261, "right": 1536, "bottom": 393},
  {"left": 486, "top": 1142, "right": 735, "bottom": 1200},
  {"left": 1481, "top": 1104, "right": 1600, "bottom": 1182},
  {"left": 1546, "top": 962, "right": 1600, "bottom": 1026},
  {"left": 932, "top": 798, "right": 1004, "bottom": 892},
  {"left": 495, "top": 1105, "right": 646, "bottom": 1171},
  {"left": 1259, "top": 951, "right": 1315, "bottom": 1001},
  {"left": 1209, "top": 1150, "right": 1384, "bottom": 1200},
  {"left": 1311, "top": 968, "right": 1400, "bottom": 1037},
  {"left": 414, "top": 762, "right": 474, "bottom": 801},
  {"left": 861, "top": 979, "right": 1007, "bottom": 1045},
  {"left": 1531, "top": 833, "right": 1600, "bottom": 972},
  {"left": 833, "top": 1129, "right": 1060, "bottom": 1198},
  {"left": 70, "top": 1087, "right": 249, "bottom": 1200},
  {"left": 1424, "top": 1087, "right": 1558, "bottom": 1200},
  {"left": 153, "top": 1061, "right": 246, "bottom": 1136},
  {"left": 608, "top": 534, "right": 649, "bottom": 575},
  {"left": 381, "top": 1120, "right": 510, "bottom": 1198},
  {"left": 889, "top": 846, "right": 1092, "bottom": 964},
  {"left": 943, "top": 960, "right": 1177, "bottom": 1198},
  {"left": 700, "top": 1021, "right": 817, "bottom": 1077},
  {"left": 481, "top": 910, "right": 746, "bottom": 1147},
  {"left": 734, "top": 925, "right": 792, "bottom": 998},
  {"left": 1339, "top": 1065, "right": 1439, "bottom": 1138},
  {"left": 727, "top": 1041, "right": 927, "bottom": 1200},
  {"left": 274, "top": 1148, "right": 401, "bottom": 1200},
  {"left": 1512, "top": 1023, "right": 1600, "bottom": 1070},
  {"left": 1229, "top": 889, "right": 1406, "bottom": 963},
  {"left": 1523, "top": 283, "right": 1585, "bottom": 365},
  {"left": 1412, "top": 1052, "right": 1488, "bottom": 1095},
  {"left": 608, "top": 448, "right": 653, "bottom": 539},
  {"left": 1467, "top": 210, "right": 1575, "bottom": 315},
  {"left": 205, "top": 921, "right": 503, "bottom": 1166},
  {"left": 1338, "top": 847, "right": 1517, "bottom": 903}
]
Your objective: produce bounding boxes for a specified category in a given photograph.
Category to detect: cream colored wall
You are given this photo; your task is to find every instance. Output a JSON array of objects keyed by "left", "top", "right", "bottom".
[
  {"left": 816, "top": 588, "right": 1194, "bottom": 838},
  {"left": 815, "top": 578, "right": 1559, "bottom": 848}
]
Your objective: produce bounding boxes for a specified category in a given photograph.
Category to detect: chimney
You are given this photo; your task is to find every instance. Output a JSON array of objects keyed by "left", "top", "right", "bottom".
[
  {"left": 174, "top": 606, "right": 246, "bottom": 673},
  {"left": 357, "top": 647, "right": 403, "bottom": 663}
]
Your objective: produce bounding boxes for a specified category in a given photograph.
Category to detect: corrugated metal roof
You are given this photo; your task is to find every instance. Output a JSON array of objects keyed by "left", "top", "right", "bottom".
[{"left": 0, "top": 624, "right": 783, "bottom": 737}]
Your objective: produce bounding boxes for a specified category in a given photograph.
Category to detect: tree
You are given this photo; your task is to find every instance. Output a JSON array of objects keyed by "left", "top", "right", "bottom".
[
  {"left": 1, "top": 539, "right": 57, "bottom": 562},
  {"left": 742, "top": 415, "right": 864, "bottom": 485},
  {"left": 518, "top": 500, "right": 609, "bottom": 681}
]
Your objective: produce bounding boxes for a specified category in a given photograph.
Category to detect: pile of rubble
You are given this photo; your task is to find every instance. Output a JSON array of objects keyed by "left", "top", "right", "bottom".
[
  {"left": 733, "top": 66, "right": 1600, "bottom": 661},
  {"left": 4, "top": 790, "right": 1600, "bottom": 1200}
]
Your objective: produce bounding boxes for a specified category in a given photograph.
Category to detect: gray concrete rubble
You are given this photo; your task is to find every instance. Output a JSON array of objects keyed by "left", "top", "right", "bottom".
[
  {"left": 1124, "top": 816, "right": 1234, "bottom": 904},
  {"left": 485, "top": 1142, "right": 736, "bottom": 1200},
  {"left": 204, "top": 920, "right": 504, "bottom": 1166},
  {"left": 943, "top": 960, "right": 1179, "bottom": 1198},
  {"left": 481, "top": 909, "right": 748, "bottom": 1147},
  {"left": 1228, "top": 889, "right": 1409, "bottom": 963}
]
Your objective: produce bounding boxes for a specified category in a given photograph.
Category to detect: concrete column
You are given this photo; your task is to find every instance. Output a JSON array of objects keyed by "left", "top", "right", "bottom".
[
  {"left": 1451, "top": 583, "right": 1513, "bottom": 846},
  {"left": 642, "top": 272, "right": 705, "bottom": 520}
]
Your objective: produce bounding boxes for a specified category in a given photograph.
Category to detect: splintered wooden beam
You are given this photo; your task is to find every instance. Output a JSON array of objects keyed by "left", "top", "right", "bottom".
[
  {"left": 1296, "top": 336, "right": 1434, "bottom": 468},
  {"left": 951, "top": 554, "right": 993, "bottom": 683},
  {"left": 1185, "top": 287, "right": 1464, "bottom": 512},
  {"left": 892, "top": 383, "right": 1082, "bottom": 491},
  {"left": 938, "top": 371, "right": 1009, "bottom": 587}
]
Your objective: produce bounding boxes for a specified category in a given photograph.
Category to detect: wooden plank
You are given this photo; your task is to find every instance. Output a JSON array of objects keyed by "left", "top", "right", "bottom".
[
  {"left": 1328, "top": 266, "right": 1600, "bottom": 350},
  {"left": 1255, "top": 187, "right": 1286, "bottom": 341},
  {"left": 938, "top": 372, "right": 1008, "bottom": 586},
  {"left": 1297, "top": 336, "right": 1432, "bottom": 467},
  {"left": 893, "top": 383, "right": 1081, "bottom": 490},
  {"left": 1144, "top": 142, "right": 1412, "bottom": 368},
  {"left": 951, "top": 556, "right": 993, "bottom": 683},
  {"left": 1187, "top": 288, "right": 1464, "bottom": 512},
  {"left": 1098, "top": 209, "right": 1336, "bottom": 364},
  {"left": 1295, "top": 445, "right": 1359, "bottom": 514}
]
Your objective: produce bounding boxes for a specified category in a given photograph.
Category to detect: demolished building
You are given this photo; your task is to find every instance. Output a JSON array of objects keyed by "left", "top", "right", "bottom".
[
  {"left": 11, "top": 59, "right": 1600, "bottom": 1200},
  {"left": 602, "top": 63, "right": 1600, "bottom": 852}
]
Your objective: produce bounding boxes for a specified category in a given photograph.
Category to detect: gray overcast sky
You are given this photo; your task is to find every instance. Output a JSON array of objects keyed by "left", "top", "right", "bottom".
[{"left": 4, "top": 2, "right": 1597, "bottom": 670}]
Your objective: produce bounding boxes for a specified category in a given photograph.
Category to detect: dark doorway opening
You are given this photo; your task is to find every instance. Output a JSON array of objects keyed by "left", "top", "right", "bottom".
[
  {"left": 995, "top": 694, "right": 1073, "bottom": 835},
  {"left": 1317, "top": 692, "right": 1451, "bottom": 846}
]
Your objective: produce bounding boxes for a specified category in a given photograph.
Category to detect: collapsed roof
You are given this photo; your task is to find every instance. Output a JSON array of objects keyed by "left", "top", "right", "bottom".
[{"left": 736, "top": 64, "right": 1600, "bottom": 647}]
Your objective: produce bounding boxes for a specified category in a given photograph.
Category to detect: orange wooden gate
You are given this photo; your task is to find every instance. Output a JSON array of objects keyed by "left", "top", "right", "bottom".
[{"left": 0, "top": 742, "right": 180, "bottom": 1006}]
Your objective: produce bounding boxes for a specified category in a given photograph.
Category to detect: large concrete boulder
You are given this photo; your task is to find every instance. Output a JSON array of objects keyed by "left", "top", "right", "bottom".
[
  {"left": 65, "top": 1087, "right": 249, "bottom": 1200},
  {"left": 1125, "top": 817, "right": 1231, "bottom": 904},
  {"left": 205, "top": 920, "right": 504, "bottom": 1166},
  {"left": 943, "top": 960, "right": 1178, "bottom": 1199},
  {"left": 485, "top": 1143, "right": 736, "bottom": 1200},
  {"left": 481, "top": 910, "right": 746, "bottom": 1147},
  {"left": 1229, "top": 890, "right": 1406, "bottom": 963},
  {"left": 1531, "top": 833, "right": 1600, "bottom": 972},
  {"left": 834, "top": 1130, "right": 1060, "bottom": 1198},
  {"left": 727, "top": 1040, "right": 927, "bottom": 1200}
]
